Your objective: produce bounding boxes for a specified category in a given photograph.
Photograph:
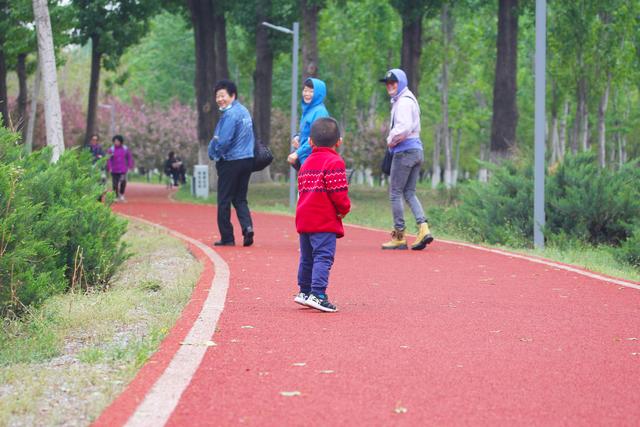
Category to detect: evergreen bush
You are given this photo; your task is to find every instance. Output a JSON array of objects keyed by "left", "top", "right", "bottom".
[
  {"left": 451, "top": 152, "right": 640, "bottom": 271},
  {"left": 0, "top": 127, "right": 128, "bottom": 317},
  {"left": 614, "top": 226, "right": 640, "bottom": 268},
  {"left": 451, "top": 159, "right": 533, "bottom": 246},
  {"left": 546, "top": 153, "right": 640, "bottom": 245}
]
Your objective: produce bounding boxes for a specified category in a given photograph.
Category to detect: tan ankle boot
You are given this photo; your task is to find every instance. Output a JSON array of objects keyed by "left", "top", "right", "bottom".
[
  {"left": 411, "top": 222, "right": 434, "bottom": 250},
  {"left": 382, "top": 229, "right": 408, "bottom": 250}
]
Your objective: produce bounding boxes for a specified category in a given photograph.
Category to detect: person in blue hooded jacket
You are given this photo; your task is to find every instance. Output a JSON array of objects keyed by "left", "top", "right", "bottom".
[
  {"left": 208, "top": 79, "right": 255, "bottom": 247},
  {"left": 287, "top": 78, "right": 330, "bottom": 168}
]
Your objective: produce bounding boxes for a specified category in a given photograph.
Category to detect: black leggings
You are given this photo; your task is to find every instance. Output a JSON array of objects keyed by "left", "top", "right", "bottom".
[{"left": 111, "top": 173, "right": 127, "bottom": 196}]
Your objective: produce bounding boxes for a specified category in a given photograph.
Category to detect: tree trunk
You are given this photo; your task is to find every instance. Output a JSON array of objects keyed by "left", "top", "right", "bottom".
[
  {"left": 597, "top": 74, "right": 610, "bottom": 168},
  {"left": 252, "top": 6, "right": 273, "bottom": 183},
  {"left": 17, "top": 53, "right": 28, "bottom": 134},
  {"left": 559, "top": 100, "right": 568, "bottom": 159},
  {"left": 33, "top": 0, "right": 64, "bottom": 162},
  {"left": 400, "top": 10, "right": 423, "bottom": 96},
  {"left": 490, "top": 0, "right": 518, "bottom": 162},
  {"left": 188, "top": 0, "right": 218, "bottom": 170},
  {"left": 549, "top": 80, "right": 558, "bottom": 164},
  {"left": 453, "top": 128, "right": 461, "bottom": 185},
  {"left": 478, "top": 143, "right": 488, "bottom": 182},
  {"left": 25, "top": 63, "right": 41, "bottom": 154},
  {"left": 577, "top": 76, "right": 589, "bottom": 152},
  {"left": 431, "top": 125, "right": 441, "bottom": 189},
  {"left": 0, "top": 46, "right": 9, "bottom": 127},
  {"left": 441, "top": 3, "right": 453, "bottom": 188},
  {"left": 214, "top": 10, "right": 229, "bottom": 80},
  {"left": 301, "top": 0, "right": 320, "bottom": 80},
  {"left": 84, "top": 35, "right": 102, "bottom": 147}
]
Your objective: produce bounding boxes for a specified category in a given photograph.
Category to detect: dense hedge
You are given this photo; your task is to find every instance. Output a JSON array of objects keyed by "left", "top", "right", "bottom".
[
  {"left": 450, "top": 152, "right": 640, "bottom": 268},
  {"left": 0, "top": 127, "right": 128, "bottom": 317}
]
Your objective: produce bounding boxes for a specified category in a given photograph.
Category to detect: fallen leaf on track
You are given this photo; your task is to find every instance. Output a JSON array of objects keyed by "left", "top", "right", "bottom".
[{"left": 280, "top": 391, "right": 301, "bottom": 397}]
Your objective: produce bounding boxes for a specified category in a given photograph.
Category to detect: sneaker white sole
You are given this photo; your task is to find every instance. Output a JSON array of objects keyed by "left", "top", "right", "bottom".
[
  {"left": 294, "top": 295, "right": 309, "bottom": 307},
  {"left": 305, "top": 296, "right": 338, "bottom": 313}
]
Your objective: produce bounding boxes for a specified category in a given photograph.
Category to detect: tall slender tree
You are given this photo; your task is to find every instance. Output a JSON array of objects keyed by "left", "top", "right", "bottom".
[
  {"left": 33, "top": 0, "right": 64, "bottom": 161},
  {"left": 187, "top": 0, "right": 219, "bottom": 164},
  {"left": 390, "top": 0, "right": 441, "bottom": 96},
  {"left": 71, "top": 0, "right": 157, "bottom": 146},
  {"left": 300, "top": 0, "right": 323, "bottom": 80},
  {"left": 489, "top": 0, "right": 518, "bottom": 162}
]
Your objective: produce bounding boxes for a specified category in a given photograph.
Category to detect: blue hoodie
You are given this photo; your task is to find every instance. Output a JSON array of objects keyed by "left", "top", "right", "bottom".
[
  {"left": 208, "top": 100, "right": 255, "bottom": 162},
  {"left": 295, "top": 78, "right": 329, "bottom": 165}
]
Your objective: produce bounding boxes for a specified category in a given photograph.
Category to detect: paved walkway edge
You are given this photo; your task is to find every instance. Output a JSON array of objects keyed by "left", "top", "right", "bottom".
[
  {"left": 348, "top": 223, "right": 640, "bottom": 290},
  {"left": 92, "top": 215, "right": 229, "bottom": 427}
]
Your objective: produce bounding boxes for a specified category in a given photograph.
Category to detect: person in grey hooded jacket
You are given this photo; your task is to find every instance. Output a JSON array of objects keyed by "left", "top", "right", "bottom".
[{"left": 379, "top": 68, "right": 434, "bottom": 251}]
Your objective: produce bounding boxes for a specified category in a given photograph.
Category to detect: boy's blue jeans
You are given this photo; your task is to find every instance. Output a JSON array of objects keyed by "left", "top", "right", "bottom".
[{"left": 297, "top": 232, "right": 337, "bottom": 297}]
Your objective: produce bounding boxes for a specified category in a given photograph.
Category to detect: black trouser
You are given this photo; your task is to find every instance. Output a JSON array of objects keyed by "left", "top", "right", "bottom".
[
  {"left": 111, "top": 172, "right": 127, "bottom": 196},
  {"left": 216, "top": 158, "right": 253, "bottom": 243}
]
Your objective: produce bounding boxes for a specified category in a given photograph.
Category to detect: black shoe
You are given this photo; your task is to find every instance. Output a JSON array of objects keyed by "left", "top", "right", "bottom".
[
  {"left": 213, "top": 240, "right": 235, "bottom": 247},
  {"left": 243, "top": 227, "right": 254, "bottom": 247},
  {"left": 305, "top": 294, "right": 338, "bottom": 312}
]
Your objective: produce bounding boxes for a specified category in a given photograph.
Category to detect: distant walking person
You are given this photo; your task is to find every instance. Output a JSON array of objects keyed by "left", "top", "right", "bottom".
[
  {"left": 208, "top": 79, "right": 255, "bottom": 247},
  {"left": 287, "top": 78, "right": 329, "bottom": 169},
  {"left": 164, "top": 151, "right": 186, "bottom": 186},
  {"left": 379, "top": 69, "right": 433, "bottom": 250},
  {"left": 87, "top": 134, "right": 104, "bottom": 163},
  {"left": 294, "top": 117, "right": 350, "bottom": 312},
  {"left": 107, "top": 135, "right": 134, "bottom": 202}
]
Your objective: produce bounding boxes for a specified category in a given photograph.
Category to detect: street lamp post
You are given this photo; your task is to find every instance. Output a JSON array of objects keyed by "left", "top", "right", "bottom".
[
  {"left": 534, "top": 0, "right": 546, "bottom": 249},
  {"left": 262, "top": 21, "right": 299, "bottom": 210}
]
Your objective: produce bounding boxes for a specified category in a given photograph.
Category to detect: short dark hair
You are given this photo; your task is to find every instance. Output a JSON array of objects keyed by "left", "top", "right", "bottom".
[
  {"left": 214, "top": 79, "right": 238, "bottom": 98},
  {"left": 112, "top": 135, "right": 124, "bottom": 144},
  {"left": 310, "top": 117, "right": 341, "bottom": 148},
  {"left": 304, "top": 78, "right": 314, "bottom": 89},
  {"left": 91, "top": 133, "right": 99, "bottom": 140}
]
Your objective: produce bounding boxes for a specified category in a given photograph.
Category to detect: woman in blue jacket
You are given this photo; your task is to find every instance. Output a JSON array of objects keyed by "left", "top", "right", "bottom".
[
  {"left": 208, "top": 79, "right": 255, "bottom": 247},
  {"left": 287, "top": 78, "right": 329, "bottom": 168}
]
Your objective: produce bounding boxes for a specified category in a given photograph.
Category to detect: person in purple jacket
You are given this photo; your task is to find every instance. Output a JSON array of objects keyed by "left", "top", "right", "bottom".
[{"left": 106, "top": 135, "right": 135, "bottom": 202}]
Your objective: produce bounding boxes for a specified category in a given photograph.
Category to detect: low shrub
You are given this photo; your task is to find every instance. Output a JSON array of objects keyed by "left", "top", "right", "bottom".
[
  {"left": 0, "top": 127, "right": 128, "bottom": 317},
  {"left": 450, "top": 152, "right": 640, "bottom": 270},
  {"left": 614, "top": 226, "right": 640, "bottom": 268}
]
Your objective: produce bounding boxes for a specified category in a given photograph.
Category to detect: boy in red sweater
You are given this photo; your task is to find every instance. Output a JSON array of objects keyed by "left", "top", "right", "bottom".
[{"left": 294, "top": 117, "right": 351, "bottom": 312}]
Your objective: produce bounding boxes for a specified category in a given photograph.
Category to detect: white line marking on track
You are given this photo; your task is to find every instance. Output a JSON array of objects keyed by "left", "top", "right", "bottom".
[
  {"left": 346, "top": 223, "right": 640, "bottom": 291},
  {"left": 119, "top": 215, "right": 229, "bottom": 427}
]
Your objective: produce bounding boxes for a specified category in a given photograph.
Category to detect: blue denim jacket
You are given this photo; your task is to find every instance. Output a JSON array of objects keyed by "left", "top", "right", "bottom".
[{"left": 208, "top": 100, "right": 255, "bottom": 161}]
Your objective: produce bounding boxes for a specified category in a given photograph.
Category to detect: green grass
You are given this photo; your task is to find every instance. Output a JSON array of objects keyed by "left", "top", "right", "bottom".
[
  {"left": 174, "top": 180, "right": 640, "bottom": 282},
  {"left": 0, "top": 219, "right": 202, "bottom": 425}
]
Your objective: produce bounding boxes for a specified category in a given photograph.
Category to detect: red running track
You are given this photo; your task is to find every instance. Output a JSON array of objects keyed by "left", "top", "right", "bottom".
[{"left": 95, "top": 183, "right": 640, "bottom": 426}]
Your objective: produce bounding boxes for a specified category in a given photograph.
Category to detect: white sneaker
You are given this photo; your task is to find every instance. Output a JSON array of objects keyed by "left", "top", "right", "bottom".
[
  {"left": 119, "top": 195, "right": 126, "bottom": 202},
  {"left": 305, "top": 294, "right": 338, "bottom": 312},
  {"left": 294, "top": 292, "right": 309, "bottom": 307}
]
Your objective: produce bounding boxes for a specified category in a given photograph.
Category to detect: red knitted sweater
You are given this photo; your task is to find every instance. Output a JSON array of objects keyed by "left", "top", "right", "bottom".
[{"left": 295, "top": 147, "right": 351, "bottom": 238}]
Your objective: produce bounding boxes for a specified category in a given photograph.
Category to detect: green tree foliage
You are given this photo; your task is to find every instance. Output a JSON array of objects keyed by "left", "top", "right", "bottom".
[
  {"left": 0, "top": 125, "right": 128, "bottom": 317},
  {"left": 70, "top": 0, "right": 159, "bottom": 145},
  {"left": 114, "top": 12, "right": 195, "bottom": 106}
]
